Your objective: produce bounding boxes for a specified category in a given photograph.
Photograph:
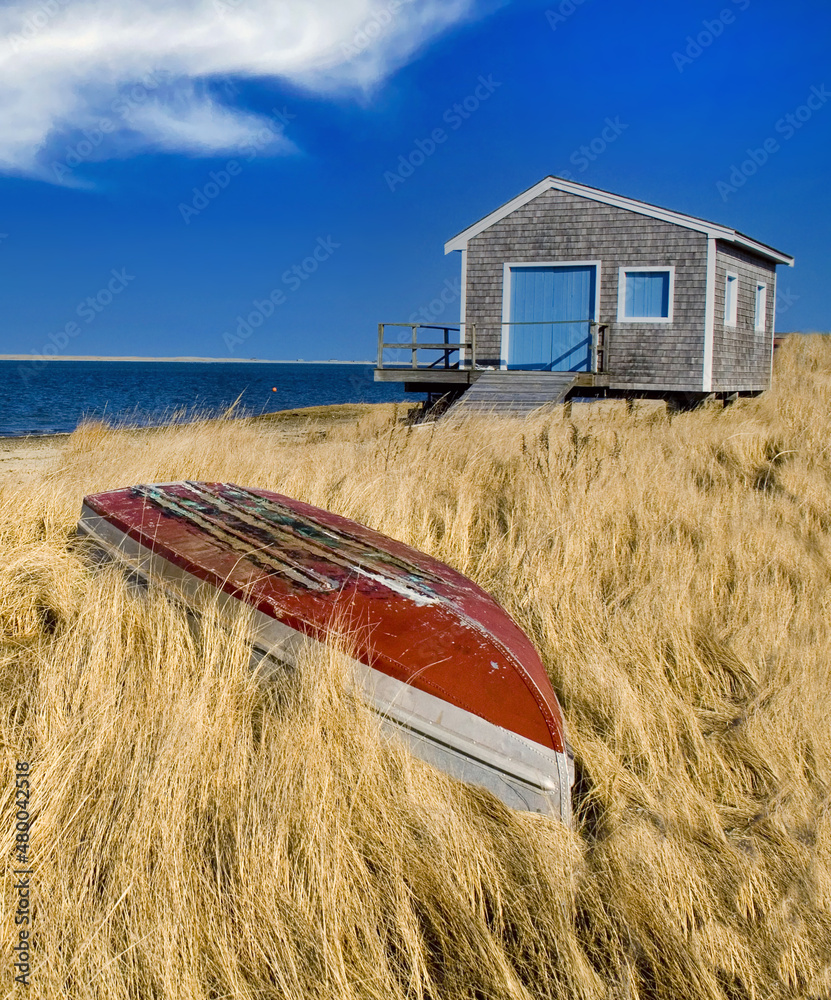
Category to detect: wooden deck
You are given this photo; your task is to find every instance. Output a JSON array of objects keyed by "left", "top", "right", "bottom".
[
  {"left": 374, "top": 367, "right": 475, "bottom": 385},
  {"left": 374, "top": 366, "right": 603, "bottom": 388},
  {"left": 373, "top": 321, "right": 612, "bottom": 408}
]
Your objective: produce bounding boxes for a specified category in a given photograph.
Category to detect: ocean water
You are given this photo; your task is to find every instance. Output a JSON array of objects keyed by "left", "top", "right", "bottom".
[{"left": 0, "top": 360, "right": 409, "bottom": 437}]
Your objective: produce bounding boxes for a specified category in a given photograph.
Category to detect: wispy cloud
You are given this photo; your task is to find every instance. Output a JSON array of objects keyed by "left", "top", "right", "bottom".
[{"left": 0, "top": 0, "right": 477, "bottom": 179}]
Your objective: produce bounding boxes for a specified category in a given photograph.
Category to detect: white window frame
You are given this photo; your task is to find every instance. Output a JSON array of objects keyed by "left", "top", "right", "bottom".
[
  {"left": 754, "top": 281, "right": 767, "bottom": 333},
  {"left": 616, "top": 266, "right": 675, "bottom": 324},
  {"left": 501, "top": 260, "right": 601, "bottom": 370},
  {"left": 724, "top": 271, "right": 739, "bottom": 328}
]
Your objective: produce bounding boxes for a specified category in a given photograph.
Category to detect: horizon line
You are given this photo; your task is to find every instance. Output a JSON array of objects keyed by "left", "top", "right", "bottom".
[{"left": 0, "top": 356, "right": 374, "bottom": 364}]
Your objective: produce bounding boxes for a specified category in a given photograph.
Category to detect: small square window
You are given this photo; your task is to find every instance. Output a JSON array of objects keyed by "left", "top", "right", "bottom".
[
  {"left": 617, "top": 268, "right": 674, "bottom": 322},
  {"left": 724, "top": 273, "right": 739, "bottom": 327},
  {"left": 755, "top": 283, "right": 767, "bottom": 332}
]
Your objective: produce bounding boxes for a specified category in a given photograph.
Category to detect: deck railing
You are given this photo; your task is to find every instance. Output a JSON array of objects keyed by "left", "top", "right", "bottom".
[
  {"left": 376, "top": 320, "right": 608, "bottom": 372},
  {"left": 376, "top": 323, "right": 476, "bottom": 370}
]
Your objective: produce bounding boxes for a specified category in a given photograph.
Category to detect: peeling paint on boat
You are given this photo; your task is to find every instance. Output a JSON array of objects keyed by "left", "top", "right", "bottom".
[{"left": 77, "top": 481, "right": 575, "bottom": 823}]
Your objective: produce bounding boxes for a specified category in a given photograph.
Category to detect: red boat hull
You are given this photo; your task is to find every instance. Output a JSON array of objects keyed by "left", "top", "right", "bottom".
[{"left": 78, "top": 482, "right": 574, "bottom": 821}]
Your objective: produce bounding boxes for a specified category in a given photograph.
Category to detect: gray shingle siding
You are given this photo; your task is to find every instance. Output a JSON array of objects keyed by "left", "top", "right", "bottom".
[
  {"left": 465, "top": 188, "right": 709, "bottom": 391},
  {"left": 711, "top": 243, "right": 776, "bottom": 392}
]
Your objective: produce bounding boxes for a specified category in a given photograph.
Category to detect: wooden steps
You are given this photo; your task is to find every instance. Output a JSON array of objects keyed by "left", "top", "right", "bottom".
[{"left": 443, "top": 371, "right": 579, "bottom": 419}]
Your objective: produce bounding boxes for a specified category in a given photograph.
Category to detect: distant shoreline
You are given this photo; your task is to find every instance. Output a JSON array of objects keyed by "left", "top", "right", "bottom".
[
  {"left": 0, "top": 356, "right": 373, "bottom": 364},
  {"left": 0, "top": 403, "right": 406, "bottom": 450}
]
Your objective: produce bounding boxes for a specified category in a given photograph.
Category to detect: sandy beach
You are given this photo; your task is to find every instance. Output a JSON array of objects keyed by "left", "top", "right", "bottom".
[{"left": 0, "top": 433, "right": 68, "bottom": 485}]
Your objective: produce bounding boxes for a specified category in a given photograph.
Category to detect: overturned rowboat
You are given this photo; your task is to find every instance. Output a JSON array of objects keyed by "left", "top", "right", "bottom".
[{"left": 78, "top": 482, "right": 574, "bottom": 823}]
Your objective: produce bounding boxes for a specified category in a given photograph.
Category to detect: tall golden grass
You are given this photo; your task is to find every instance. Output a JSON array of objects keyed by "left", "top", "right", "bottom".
[{"left": 2, "top": 334, "right": 831, "bottom": 999}]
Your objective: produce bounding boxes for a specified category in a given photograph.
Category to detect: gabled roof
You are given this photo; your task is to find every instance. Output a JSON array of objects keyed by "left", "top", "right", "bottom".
[{"left": 444, "top": 176, "right": 795, "bottom": 266}]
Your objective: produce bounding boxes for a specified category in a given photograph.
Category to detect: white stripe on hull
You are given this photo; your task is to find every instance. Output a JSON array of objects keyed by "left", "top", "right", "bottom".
[{"left": 78, "top": 504, "right": 574, "bottom": 824}]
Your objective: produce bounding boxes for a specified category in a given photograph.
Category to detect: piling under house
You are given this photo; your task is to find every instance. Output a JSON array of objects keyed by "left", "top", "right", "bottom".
[{"left": 374, "top": 177, "right": 794, "bottom": 414}]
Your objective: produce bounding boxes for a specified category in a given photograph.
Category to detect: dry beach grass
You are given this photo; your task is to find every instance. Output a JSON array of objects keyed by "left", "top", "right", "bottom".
[{"left": 1, "top": 334, "right": 831, "bottom": 999}]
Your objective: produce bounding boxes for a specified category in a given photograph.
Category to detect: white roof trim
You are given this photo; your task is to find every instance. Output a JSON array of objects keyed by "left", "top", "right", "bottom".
[
  {"left": 444, "top": 177, "right": 794, "bottom": 266},
  {"left": 729, "top": 233, "right": 793, "bottom": 265}
]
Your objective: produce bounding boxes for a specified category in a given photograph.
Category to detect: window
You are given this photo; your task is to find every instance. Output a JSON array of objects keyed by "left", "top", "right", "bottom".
[
  {"left": 755, "top": 282, "right": 767, "bottom": 332},
  {"left": 724, "top": 273, "right": 739, "bottom": 327},
  {"left": 617, "top": 267, "right": 674, "bottom": 322}
]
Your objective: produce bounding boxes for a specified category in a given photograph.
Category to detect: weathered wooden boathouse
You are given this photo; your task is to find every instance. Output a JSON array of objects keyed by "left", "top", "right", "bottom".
[{"left": 374, "top": 177, "right": 794, "bottom": 415}]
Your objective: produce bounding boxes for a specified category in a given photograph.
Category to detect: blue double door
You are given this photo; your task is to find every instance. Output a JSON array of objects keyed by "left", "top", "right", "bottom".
[{"left": 507, "top": 265, "right": 596, "bottom": 371}]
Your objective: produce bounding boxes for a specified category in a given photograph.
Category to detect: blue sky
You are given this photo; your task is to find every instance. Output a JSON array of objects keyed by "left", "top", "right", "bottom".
[{"left": 0, "top": 0, "right": 828, "bottom": 360}]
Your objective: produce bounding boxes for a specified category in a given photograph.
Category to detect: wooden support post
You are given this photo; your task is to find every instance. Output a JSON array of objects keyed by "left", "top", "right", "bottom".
[
  {"left": 589, "top": 322, "right": 594, "bottom": 372},
  {"left": 377, "top": 323, "right": 384, "bottom": 369},
  {"left": 471, "top": 323, "right": 477, "bottom": 368},
  {"left": 592, "top": 324, "right": 607, "bottom": 373},
  {"left": 412, "top": 325, "right": 418, "bottom": 368}
]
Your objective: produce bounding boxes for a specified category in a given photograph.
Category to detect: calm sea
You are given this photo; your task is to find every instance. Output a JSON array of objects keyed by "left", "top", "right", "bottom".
[{"left": 0, "top": 360, "right": 409, "bottom": 437}]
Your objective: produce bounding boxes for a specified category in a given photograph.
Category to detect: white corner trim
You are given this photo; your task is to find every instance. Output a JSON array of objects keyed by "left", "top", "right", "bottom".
[
  {"left": 500, "top": 260, "right": 601, "bottom": 370},
  {"left": 769, "top": 271, "right": 777, "bottom": 381},
  {"left": 443, "top": 176, "right": 794, "bottom": 266},
  {"left": 703, "top": 236, "right": 716, "bottom": 392},
  {"left": 616, "top": 265, "right": 675, "bottom": 324},
  {"left": 459, "top": 248, "right": 468, "bottom": 363},
  {"left": 500, "top": 263, "right": 511, "bottom": 370}
]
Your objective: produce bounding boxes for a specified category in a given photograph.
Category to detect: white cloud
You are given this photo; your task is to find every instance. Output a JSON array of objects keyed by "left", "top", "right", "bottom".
[{"left": 0, "top": 0, "right": 477, "bottom": 179}]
